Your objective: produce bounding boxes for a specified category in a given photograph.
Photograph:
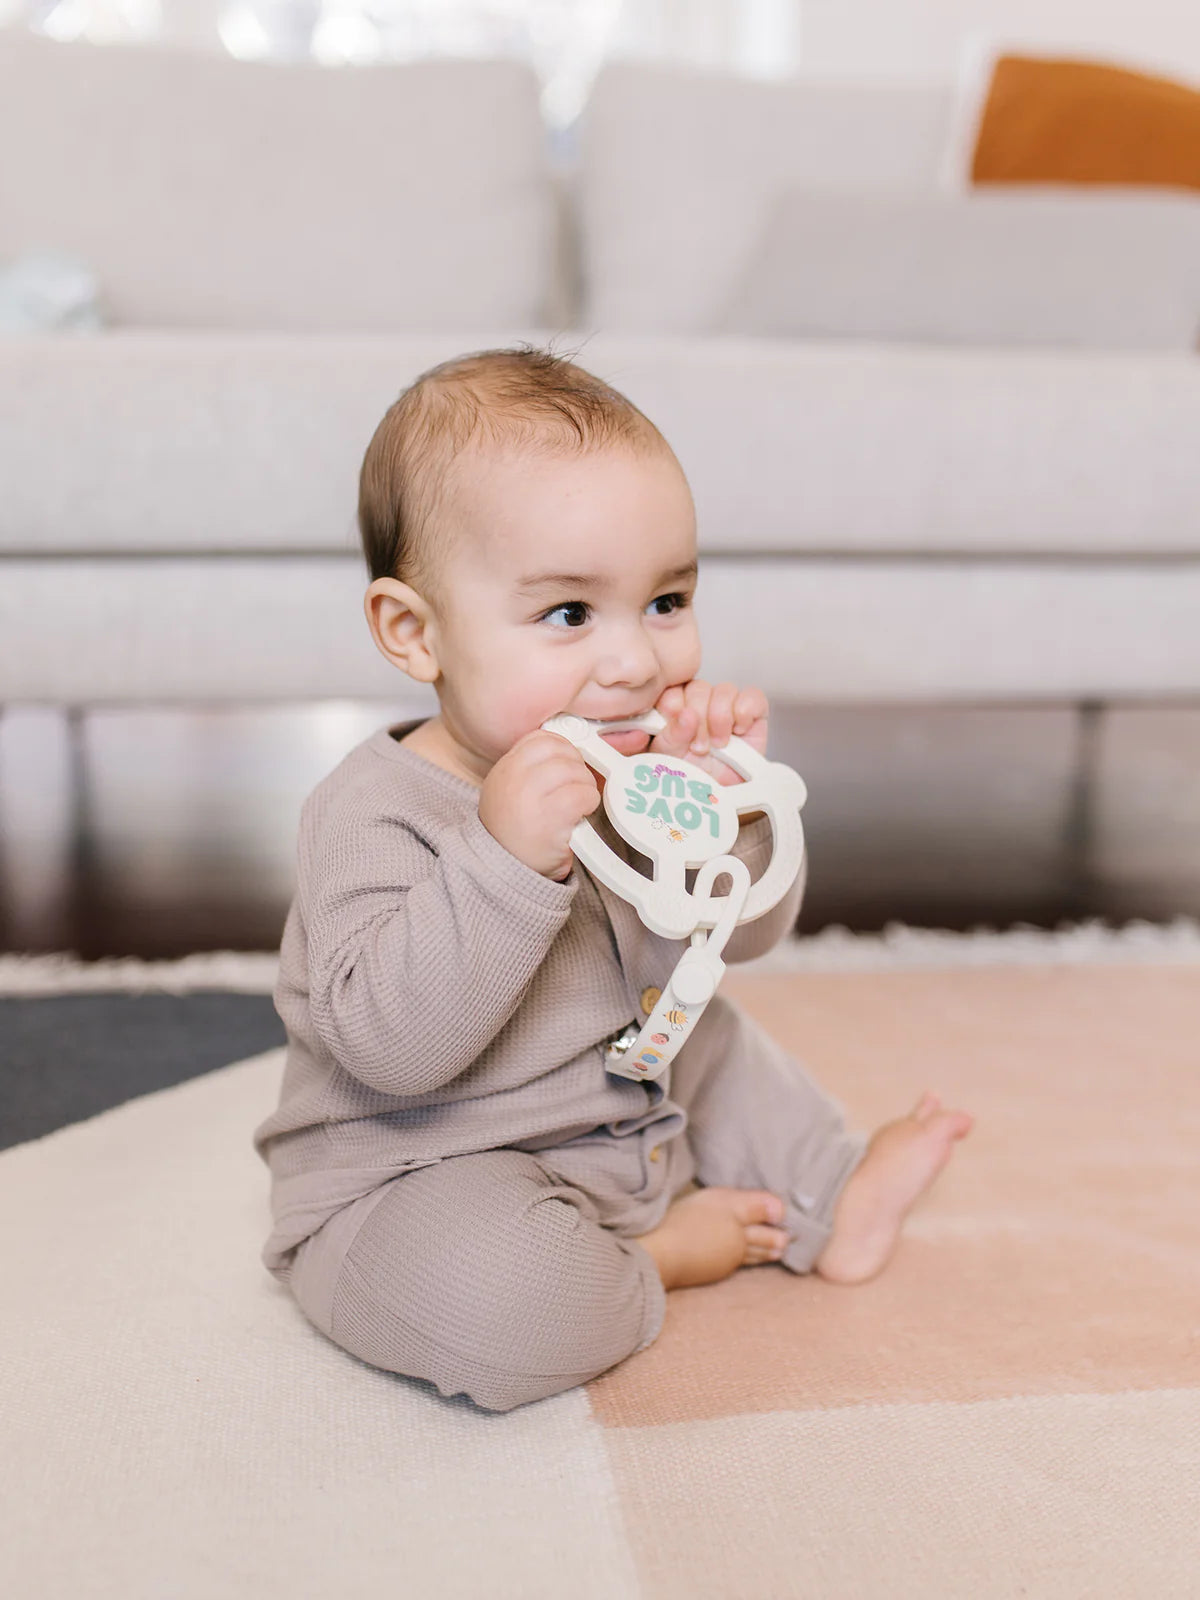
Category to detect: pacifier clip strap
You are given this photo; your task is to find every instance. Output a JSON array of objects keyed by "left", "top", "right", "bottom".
[{"left": 605, "top": 853, "right": 751, "bottom": 1083}]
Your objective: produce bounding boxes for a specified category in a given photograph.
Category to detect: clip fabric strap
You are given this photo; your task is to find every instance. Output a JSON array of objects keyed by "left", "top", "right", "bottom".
[{"left": 604, "top": 852, "right": 750, "bottom": 1082}]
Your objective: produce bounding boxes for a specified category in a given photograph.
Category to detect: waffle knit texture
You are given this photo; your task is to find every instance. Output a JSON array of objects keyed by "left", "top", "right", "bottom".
[{"left": 251, "top": 719, "right": 809, "bottom": 1275}]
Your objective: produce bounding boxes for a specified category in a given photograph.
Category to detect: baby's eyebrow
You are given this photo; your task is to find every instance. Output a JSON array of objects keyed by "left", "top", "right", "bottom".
[
  {"left": 516, "top": 571, "right": 607, "bottom": 594},
  {"left": 516, "top": 562, "right": 697, "bottom": 595}
]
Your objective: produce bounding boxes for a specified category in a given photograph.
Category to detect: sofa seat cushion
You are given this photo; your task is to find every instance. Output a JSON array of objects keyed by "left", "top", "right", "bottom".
[{"left": 3, "top": 332, "right": 1199, "bottom": 558}]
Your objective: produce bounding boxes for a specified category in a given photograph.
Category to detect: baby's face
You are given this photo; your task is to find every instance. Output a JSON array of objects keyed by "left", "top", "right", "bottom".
[{"left": 429, "top": 443, "right": 702, "bottom": 777}]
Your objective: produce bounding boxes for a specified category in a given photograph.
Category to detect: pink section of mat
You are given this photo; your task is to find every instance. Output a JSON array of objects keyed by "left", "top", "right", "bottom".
[{"left": 589, "top": 964, "right": 1200, "bottom": 1427}]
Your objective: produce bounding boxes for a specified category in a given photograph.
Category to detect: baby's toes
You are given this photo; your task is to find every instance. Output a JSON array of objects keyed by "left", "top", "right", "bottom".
[
  {"left": 937, "top": 1108, "right": 974, "bottom": 1141},
  {"left": 744, "top": 1224, "right": 790, "bottom": 1262}
]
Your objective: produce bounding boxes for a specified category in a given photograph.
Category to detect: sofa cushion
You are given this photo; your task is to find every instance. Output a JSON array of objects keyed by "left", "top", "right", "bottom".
[
  {"left": 0, "top": 34, "right": 555, "bottom": 331},
  {"left": 718, "top": 187, "right": 1200, "bottom": 349},
  {"left": 969, "top": 54, "right": 1200, "bottom": 190},
  {"left": 5, "top": 553, "right": 1200, "bottom": 704},
  {"left": 579, "top": 61, "right": 952, "bottom": 333},
  {"left": 4, "top": 333, "right": 1200, "bottom": 559}
]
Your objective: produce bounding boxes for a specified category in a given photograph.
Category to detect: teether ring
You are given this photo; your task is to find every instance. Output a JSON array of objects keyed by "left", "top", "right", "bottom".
[{"left": 540, "top": 708, "right": 807, "bottom": 1083}]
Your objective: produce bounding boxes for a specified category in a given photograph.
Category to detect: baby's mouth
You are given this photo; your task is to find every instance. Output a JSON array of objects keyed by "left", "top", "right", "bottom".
[{"left": 598, "top": 726, "right": 652, "bottom": 755}]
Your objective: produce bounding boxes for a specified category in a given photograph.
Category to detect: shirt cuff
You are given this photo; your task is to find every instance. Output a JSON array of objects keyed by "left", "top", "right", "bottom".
[{"left": 460, "top": 807, "right": 580, "bottom": 915}]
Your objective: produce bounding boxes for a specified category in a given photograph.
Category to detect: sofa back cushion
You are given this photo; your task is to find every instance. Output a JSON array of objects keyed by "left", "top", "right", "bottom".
[
  {"left": 719, "top": 186, "right": 1200, "bottom": 349},
  {"left": 0, "top": 34, "right": 555, "bottom": 331},
  {"left": 579, "top": 60, "right": 952, "bottom": 333}
]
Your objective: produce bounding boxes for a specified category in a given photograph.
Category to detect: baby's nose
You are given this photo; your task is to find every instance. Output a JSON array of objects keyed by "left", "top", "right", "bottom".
[{"left": 595, "top": 631, "right": 659, "bottom": 688}]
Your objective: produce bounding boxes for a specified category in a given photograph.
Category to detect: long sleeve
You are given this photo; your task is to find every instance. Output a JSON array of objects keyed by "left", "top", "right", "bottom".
[
  {"left": 305, "top": 803, "right": 578, "bottom": 1096},
  {"left": 717, "top": 812, "right": 807, "bottom": 964}
]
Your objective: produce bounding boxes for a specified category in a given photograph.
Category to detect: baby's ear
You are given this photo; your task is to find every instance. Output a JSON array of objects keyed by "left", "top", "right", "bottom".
[{"left": 363, "top": 578, "right": 440, "bottom": 683}]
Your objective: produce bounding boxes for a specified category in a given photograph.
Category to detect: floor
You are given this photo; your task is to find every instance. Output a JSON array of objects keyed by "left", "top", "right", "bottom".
[{"left": 0, "top": 699, "right": 1160, "bottom": 959}]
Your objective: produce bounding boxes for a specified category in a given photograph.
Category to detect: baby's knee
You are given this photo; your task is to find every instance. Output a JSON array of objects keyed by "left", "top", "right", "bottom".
[
  {"left": 329, "top": 1152, "right": 664, "bottom": 1411},
  {"left": 438, "top": 1188, "right": 661, "bottom": 1409}
]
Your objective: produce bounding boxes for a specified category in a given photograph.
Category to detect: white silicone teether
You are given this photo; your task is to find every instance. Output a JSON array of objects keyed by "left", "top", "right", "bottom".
[{"left": 540, "top": 708, "right": 808, "bottom": 1083}]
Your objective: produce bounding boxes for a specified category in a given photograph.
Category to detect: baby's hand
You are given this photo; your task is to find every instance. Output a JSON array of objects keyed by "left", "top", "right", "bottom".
[
  {"left": 650, "top": 680, "right": 769, "bottom": 788},
  {"left": 478, "top": 729, "right": 601, "bottom": 882}
]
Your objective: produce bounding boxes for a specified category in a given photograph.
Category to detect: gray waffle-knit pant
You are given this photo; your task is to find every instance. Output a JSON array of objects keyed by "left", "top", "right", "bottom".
[{"left": 286, "top": 993, "right": 866, "bottom": 1412}]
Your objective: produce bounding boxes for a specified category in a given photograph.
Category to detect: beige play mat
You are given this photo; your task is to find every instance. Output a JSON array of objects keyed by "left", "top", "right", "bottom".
[{"left": 2, "top": 923, "right": 1198, "bottom": 1598}]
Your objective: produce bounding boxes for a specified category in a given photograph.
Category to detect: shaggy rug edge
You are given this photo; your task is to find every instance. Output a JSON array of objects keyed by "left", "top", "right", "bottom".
[{"left": 2, "top": 917, "right": 1198, "bottom": 995}]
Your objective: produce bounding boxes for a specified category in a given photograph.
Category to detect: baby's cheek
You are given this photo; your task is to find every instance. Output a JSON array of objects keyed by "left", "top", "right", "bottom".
[
  {"left": 508, "top": 684, "right": 572, "bottom": 745},
  {"left": 674, "top": 620, "right": 703, "bottom": 680}
]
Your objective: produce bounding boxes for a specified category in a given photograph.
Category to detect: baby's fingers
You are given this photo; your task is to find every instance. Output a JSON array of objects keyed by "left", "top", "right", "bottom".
[
  {"left": 732, "top": 686, "right": 769, "bottom": 736},
  {"left": 655, "top": 704, "right": 697, "bottom": 756},
  {"left": 681, "top": 679, "right": 714, "bottom": 752},
  {"left": 656, "top": 684, "right": 687, "bottom": 720},
  {"left": 704, "top": 682, "right": 740, "bottom": 749}
]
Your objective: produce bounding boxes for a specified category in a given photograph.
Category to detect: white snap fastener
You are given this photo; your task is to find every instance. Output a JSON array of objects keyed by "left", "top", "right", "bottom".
[{"left": 671, "top": 960, "right": 716, "bottom": 1006}]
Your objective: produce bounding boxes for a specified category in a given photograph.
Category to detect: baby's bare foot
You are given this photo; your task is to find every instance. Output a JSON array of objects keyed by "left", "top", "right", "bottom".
[
  {"left": 635, "top": 1187, "right": 791, "bottom": 1290},
  {"left": 816, "top": 1091, "right": 973, "bottom": 1285}
]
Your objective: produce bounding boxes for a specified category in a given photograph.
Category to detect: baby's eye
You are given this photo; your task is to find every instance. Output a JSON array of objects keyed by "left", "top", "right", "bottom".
[
  {"left": 541, "top": 600, "right": 590, "bottom": 629},
  {"left": 539, "top": 592, "right": 691, "bottom": 629}
]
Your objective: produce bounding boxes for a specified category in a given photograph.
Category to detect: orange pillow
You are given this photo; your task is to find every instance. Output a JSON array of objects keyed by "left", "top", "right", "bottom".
[{"left": 971, "top": 55, "right": 1200, "bottom": 192}]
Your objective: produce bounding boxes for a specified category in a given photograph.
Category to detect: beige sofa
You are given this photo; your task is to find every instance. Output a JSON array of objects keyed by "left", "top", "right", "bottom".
[{"left": 2, "top": 34, "right": 1199, "bottom": 924}]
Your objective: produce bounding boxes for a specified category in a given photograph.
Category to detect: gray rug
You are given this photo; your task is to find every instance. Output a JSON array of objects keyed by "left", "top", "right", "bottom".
[{"left": 0, "top": 991, "right": 283, "bottom": 1150}]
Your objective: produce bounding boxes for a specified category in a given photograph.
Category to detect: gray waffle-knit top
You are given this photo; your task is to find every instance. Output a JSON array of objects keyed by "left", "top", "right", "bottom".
[{"left": 252, "top": 718, "right": 805, "bottom": 1273}]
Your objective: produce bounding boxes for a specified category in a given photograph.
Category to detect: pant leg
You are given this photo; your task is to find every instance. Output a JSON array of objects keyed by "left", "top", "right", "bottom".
[
  {"left": 528, "top": 1099, "right": 696, "bottom": 1242},
  {"left": 287, "top": 1148, "right": 666, "bottom": 1413},
  {"left": 669, "top": 991, "right": 867, "bottom": 1274}
]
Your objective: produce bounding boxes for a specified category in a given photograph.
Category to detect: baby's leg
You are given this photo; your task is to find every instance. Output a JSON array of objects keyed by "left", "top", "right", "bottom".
[
  {"left": 287, "top": 1150, "right": 665, "bottom": 1412},
  {"left": 668, "top": 992, "right": 868, "bottom": 1275},
  {"left": 669, "top": 993, "right": 971, "bottom": 1282},
  {"left": 814, "top": 1090, "right": 972, "bottom": 1283}
]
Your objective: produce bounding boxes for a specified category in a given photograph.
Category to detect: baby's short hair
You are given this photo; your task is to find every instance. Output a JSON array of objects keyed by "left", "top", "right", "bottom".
[{"left": 358, "top": 344, "right": 670, "bottom": 603}]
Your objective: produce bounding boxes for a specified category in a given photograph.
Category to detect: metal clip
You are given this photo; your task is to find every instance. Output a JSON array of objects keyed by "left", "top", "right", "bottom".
[{"left": 603, "top": 1021, "right": 641, "bottom": 1062}]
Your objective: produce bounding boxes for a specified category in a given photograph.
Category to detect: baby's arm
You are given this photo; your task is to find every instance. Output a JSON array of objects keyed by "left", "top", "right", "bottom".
[
  {"left": 306, "top": 728, "right": 600, "bottom": 1097},
  {"left": 306, "top": 803, "right": 576, "bottom": 1098}
]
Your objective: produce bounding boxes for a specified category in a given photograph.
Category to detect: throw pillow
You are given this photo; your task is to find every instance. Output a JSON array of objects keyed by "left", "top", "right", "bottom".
[
  {"left": 965, "top": 53, "right": 1200, "bottom": 190},
  {"left": 717, "top": 186, "right": 1200, "bottom": 350}
]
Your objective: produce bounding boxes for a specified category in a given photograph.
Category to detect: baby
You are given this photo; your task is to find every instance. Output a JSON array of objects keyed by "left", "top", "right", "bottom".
[{"left": 252, "top": 345, "right": 972, "bottom": 1413}]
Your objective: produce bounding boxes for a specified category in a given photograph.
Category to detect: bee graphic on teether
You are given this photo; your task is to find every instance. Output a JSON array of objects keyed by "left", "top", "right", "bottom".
[
  {"left": 667, "top": 827, "right": 685, "bottom": 843},
  {"left": 665, "top": 1008, "right": 688, "bottom": 1031}
]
